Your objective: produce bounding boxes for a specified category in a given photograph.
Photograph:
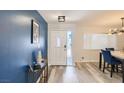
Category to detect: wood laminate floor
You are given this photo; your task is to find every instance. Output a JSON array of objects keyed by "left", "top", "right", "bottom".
[{"left": 48, "top": 62, "right": 122, "bottom": 83}]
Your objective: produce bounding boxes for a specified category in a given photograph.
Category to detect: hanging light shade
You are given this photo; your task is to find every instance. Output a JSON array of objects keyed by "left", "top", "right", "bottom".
[{"left": 108, "top": 28, "right": 118, "bottom": 35}]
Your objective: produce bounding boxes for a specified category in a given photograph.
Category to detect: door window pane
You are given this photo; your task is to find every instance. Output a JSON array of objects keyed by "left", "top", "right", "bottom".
[{"left": 56, "top": 37, "right": 61, "bottom": 47}]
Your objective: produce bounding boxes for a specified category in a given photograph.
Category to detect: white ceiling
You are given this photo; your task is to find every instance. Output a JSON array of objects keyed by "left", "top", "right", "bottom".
[
  {"left": 38, "top": 10, "right": 92, "bottom": 23},
  {"left": 38, "top": 10, "right": 124, "bottom": 27}
]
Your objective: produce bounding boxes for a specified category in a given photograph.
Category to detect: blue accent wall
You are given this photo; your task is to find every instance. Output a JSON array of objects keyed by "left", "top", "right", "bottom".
[{"left": 0, "top": 10, "right": 48, "bottom": 83}]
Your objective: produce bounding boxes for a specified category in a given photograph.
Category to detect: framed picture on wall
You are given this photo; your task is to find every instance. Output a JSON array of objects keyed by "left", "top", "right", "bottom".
[{"left": 31, "top": 19, "right": 40, "bottom": 44}]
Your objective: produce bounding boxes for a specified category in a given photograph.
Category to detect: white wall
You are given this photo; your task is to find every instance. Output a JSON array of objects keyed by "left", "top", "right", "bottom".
[
  {"left": 73, "top": 24, "right": 124, "bottom": 63},
  {"left": 116, "top": 34, "right": 124, "bottom": 50},
  {"left": 73, "top": 25, "right": 103, "bottom": 62}
]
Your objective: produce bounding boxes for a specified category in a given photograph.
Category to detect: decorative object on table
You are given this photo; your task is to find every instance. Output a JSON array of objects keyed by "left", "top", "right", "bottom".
[
  {"left": 37, "top": 50, "right": 42, "bottom": 64},
  {"left": 31, "top": 19, "right": 40, "bottom": 44}
]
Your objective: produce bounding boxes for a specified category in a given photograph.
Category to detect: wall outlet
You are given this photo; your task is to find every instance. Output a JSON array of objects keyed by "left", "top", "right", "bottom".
[{"left": 81, "top": 57, "right": 84, "bottom": 60}]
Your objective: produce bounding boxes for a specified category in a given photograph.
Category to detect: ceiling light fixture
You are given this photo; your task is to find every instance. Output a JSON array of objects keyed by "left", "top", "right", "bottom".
[
  {"left": 107, "top": 17, "right": 124, "bottom": 35},
  {"left": 58, "top": 16, "right": 65, "bottom": 22}
]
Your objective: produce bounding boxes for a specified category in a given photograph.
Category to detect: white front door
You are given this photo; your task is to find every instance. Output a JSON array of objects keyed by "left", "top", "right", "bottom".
[{"left": 49, "top": 31, "right": 67, "bottom": 65}]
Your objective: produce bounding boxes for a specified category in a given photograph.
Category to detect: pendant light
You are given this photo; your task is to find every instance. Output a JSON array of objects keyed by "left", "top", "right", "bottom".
[{"left": 107, "top": 17, "right": 124, "bottom": 35}]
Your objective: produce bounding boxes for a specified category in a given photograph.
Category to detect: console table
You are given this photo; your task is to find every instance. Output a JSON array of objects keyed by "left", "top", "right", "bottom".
[{"left": 28, "top": 61, "right": 48, "bottom": 83}]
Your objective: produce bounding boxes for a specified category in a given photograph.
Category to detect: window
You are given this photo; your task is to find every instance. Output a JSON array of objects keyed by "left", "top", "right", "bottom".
[
  {"left": 56, "top": 36, "right": 61, "bottom": 47},
  {"left": 83, "top": 34, "right": 117, "bottom": 49}
]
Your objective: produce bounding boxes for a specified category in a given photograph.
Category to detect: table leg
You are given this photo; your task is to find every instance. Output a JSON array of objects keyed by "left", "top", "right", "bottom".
[
  {"left": 122, "top": 60, "right": 124, "bottom": 83},
  {"left": 99, "top": 52, "right": 102, "bottom": 69},
  {"left": 46, "top": 64, "right": 48, "bottom": 82},
  {"left": 42, "top": 70, "right": 45, "bottom": 83}
]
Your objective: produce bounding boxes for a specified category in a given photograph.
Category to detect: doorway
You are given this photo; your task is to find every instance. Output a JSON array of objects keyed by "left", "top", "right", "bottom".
[
  {"left": 67, "top": 31, "right": 73, "bottom": 66},
  {"left": 49, "top": 31, "right": 67, "bottom": 65},
  {"left": 49, "top": 31, "right": 73, "bottom": 66}
]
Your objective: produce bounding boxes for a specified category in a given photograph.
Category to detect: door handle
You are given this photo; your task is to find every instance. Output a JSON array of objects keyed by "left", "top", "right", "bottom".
[
  {"left": 64, "top": 45, "right": 67, "bottom": 51},
  {"left": 64, "top": 45, "right": 66, "bottom": 48}
]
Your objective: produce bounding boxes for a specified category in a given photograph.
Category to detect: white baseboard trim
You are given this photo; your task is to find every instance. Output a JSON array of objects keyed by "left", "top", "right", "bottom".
[
  {"left": 75, "top": 60, "right": 98, "bottom": 63},
  {"left": 48, "top": 60, "right": 98, "bottom": 66}
]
